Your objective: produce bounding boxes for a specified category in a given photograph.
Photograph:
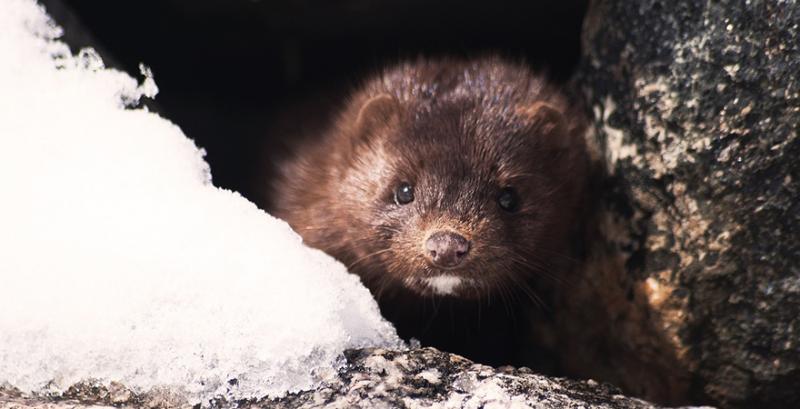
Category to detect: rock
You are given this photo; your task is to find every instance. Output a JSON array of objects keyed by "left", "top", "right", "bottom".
[
  {"left": 1, "top": 347, "right": 681, "bottom": 409},
  {"left": 260, "top": 348, "right": 669, "bottom": 409},
  {"left": 576, "top": 0, "right": 800, "bottom": 407}
]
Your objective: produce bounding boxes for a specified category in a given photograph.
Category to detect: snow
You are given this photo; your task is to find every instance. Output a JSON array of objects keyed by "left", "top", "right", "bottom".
[{"left": 0, "top": 0, "right": 400, "bottom": 404}]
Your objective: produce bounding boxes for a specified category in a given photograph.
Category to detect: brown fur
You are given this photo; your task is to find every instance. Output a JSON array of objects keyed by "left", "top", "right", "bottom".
[{"left": 268, "top": 57, "right": 591, "bottom": 366}]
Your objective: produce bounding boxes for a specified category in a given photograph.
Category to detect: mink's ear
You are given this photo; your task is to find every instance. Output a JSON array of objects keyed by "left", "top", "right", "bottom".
[
  {"left": 518, "top": 101, "right": 565, "bottom": 135},
  {"left": 354, "top": 93, "right": 400, "bottom": 137},
  {"left": 517, "top": 101, "right": 574, "bottom": 149}
]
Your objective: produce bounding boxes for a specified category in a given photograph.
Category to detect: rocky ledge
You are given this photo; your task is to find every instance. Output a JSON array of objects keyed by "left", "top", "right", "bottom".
[{"left": 0, "top": 347, "right": 687, "bottom": 409}]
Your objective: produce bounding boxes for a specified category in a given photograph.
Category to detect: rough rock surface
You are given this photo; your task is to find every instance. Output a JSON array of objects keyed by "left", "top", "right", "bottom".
[
  {"left": 577, "top": 0, "right": 800, "bottom": 407},
  {"left": 0, "top": 348, "right": 673, "bottom": 409},
  {"left": 261, "top": 348, "right": 663, "bottom": 409}
]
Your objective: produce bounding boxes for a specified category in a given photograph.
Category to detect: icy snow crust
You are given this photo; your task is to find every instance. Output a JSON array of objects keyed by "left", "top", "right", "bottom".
[{"left": 0, "top": 0, "right": 400, "bottom": 403}]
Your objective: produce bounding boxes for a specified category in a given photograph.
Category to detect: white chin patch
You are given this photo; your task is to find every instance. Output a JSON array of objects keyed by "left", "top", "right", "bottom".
[{"left": 422, "top": 275, "right": 465, "bottom": 296}]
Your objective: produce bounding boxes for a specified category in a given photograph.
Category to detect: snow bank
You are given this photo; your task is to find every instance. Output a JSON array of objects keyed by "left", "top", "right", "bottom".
[{"left": 0, "top": 0, "right": 400, "bottom": 404}]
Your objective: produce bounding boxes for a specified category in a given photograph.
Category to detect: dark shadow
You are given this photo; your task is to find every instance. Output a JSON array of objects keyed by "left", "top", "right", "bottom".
[{"left": 48, "top": 0, "right": 588, "bottom": 204}]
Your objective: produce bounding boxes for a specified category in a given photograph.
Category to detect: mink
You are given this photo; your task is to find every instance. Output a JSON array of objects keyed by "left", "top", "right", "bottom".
[{"left": 266, "top": 57, "right": 590, "bottom": 366}]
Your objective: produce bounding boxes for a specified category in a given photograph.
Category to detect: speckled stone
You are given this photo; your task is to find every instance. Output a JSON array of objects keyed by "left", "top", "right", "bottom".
[
  {"left": 258, "top": 348, "right": 666, "bottom": 409},
  {"left": 578, "top": 0, "right": 800, "bottom": 407},
  {"left": 1, "top": 348, "right": 684, "bottom": 409}
]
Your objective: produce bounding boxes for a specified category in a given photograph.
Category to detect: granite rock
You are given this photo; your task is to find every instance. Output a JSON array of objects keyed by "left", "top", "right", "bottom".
[
  {"left": 1, "top": 347, "right": 680, "bottom": 409},
  {"left": 577, "top": 0, "right": 800, "bottom": 407}
]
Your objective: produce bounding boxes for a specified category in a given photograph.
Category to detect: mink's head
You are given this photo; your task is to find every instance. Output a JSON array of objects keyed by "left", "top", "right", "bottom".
[{"left": 308, "top": 60, "right": 589, "bottom": 300}]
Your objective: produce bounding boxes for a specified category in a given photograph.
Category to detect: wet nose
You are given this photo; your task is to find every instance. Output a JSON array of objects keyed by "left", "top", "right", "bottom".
[{"left": 424, "top": 231, "right": 470, "bottom": 268}]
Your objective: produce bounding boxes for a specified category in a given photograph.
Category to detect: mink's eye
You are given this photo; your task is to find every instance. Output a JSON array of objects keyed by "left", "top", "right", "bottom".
[
  {"left": 394, "top": 182, "right": 415, "bottom": 205},
  {"left": 497, "top": 187, "right": 520, "bottom": 212}
]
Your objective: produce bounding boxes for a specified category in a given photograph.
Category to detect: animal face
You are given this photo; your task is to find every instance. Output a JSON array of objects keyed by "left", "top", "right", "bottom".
[{"left": 340, "top": 95, "right": 584, "bottom": 300}]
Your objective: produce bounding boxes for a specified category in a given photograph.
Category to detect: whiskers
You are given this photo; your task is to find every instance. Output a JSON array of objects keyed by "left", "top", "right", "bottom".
[
  {"left": 347, "top": 247, "right": 394, "bottom": 270},
  {"left": 501, "top": 265, "right": 550, "bottom": 313},
  {"left": 479, "top": 244, "right": 584, "bottom": 316},
  {"left": 494, "top": 245, "right": 582, "bottom": 289},
  {"left": 494, "top": 279, "right": 519, "bottom": 319}
]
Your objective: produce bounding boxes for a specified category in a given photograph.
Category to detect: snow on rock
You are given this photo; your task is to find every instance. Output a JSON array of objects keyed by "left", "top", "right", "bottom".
[
  {"left": 0, "top": 0, "right": 400, "bottom": 404},
  {"left": 271, "top": 348, "right": 677, "bottom": 409}
]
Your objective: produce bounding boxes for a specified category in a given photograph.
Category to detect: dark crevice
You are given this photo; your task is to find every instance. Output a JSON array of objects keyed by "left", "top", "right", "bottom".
[{"left": 48, "top": 0, "right": 589, "bottom": 203}]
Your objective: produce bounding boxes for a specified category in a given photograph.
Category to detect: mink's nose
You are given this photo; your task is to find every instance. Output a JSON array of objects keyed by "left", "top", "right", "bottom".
[{"left": 424, "top": 231, "right": 470, "bottom": 268}]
